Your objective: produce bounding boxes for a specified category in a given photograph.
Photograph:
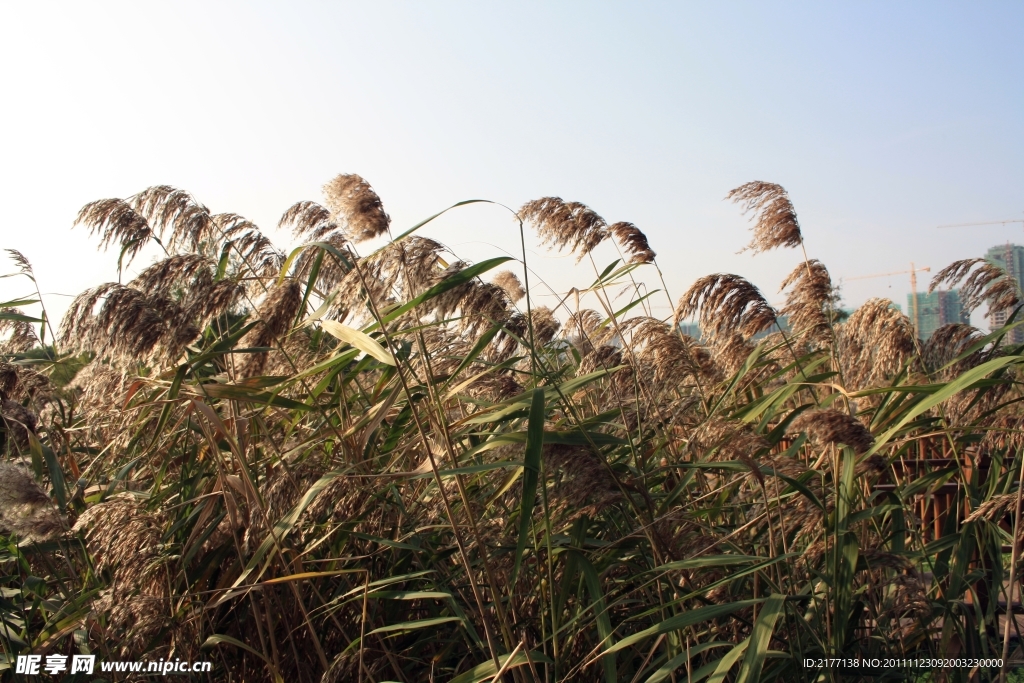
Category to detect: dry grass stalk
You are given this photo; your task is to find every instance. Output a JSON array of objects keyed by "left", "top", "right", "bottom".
[{"left": 727, "top": 181, "right": 803, "bottom": 253}]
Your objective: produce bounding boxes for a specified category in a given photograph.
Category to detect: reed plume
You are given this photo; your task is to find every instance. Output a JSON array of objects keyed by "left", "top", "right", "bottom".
[
  {"left": 608, "top": 222, "right": 656, "bottom": 264},
  {"left": 674, "top": 273, "right": 777, "bottom": 340},
  {"left": 0, "top": 461, "right": 62, "bottom": 540},
  {"left": 519, "top": 197, "right": 608, "bottom": 262},
  {"left": 779, "top": 259, "right": 834, "bottom": 343},
  {"left": 930, "top": 258, "right": 1022, "bottom": 319},
  {"left": 238, "top": 281, "right": 303, "bottom": 376},
  {"left": 837, "top": 298, "right": 916, "bottom": 390},
  {"left": 727, "top": 181, "right": 803, "bottom": 253},
  {"left": 60, "top": 283, "right": 198, "bottom": 363},
  {"left": 322, "top": 174, "right": 391, "bottom": 242},
  {"left": 492, "top": 270, "right": 526, "bottom": 303},
  {"left": 5, "top": 249, "right": 34, "bottom": 277},
  {"left": 132, "top": 185, "right": 216, "bottom": 252},
  {"left": 0, "top": 308, "right": 40, "bottom": 354},
  {"left": 791, "top": 408, "right": 875, "bottom": 454},
  {"left": 280, "top": 201, "right": 342, "bottom": 242},
  {"left": 922, "top": 323, "right": 988, "bottom": 377},
  {"left": 75, "top": 198, "right": 154, "bottom": 266}
]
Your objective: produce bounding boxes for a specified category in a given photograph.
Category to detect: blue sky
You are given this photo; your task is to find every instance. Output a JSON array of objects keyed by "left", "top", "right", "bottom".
[{"left": 1, "top": 2, "right": 1022, "bottom": 325}]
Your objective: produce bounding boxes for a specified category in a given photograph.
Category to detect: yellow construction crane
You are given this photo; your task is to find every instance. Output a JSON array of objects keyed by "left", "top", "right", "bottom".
[
  {"left": 938, "top": 218, "right": 1024, "bottom": 230},
  {"left": 847, "top": 263, "right": 931, "bottom": 333}
]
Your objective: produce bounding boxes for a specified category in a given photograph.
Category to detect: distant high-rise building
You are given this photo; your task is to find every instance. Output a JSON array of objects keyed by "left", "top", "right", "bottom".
[
  {"left": 907, "top": 290, "right": 969, "bottom": 341},
  {"left": 984, "top": 243, "right": 1024, "bottom": 343}
]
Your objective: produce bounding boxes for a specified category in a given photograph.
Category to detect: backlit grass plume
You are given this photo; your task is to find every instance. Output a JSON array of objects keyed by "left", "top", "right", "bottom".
[
  {"left": 779, "top": 259, "right": 834, "bottom": 343},
  {"left": 322, "top": 173, "right": 391, "bottom": 242},
  {"left": 608, "top": 221, "right": 656, "bottom": 264},
  {"left": 75, "top": 198, "right": 154, "bottom": 266},
  {"left": 519, "top": 196, "right": 608, "bottom": 262},
  {"left": 728, "top": 181, "right": 803, "bottom": 253},
  {"left": 791, "top": 408, "right": 875, "bottom": 454},
  {"left": 492, "top": 269, "right": 526, "bottom": 303},
  {"left": 930, "top": 257, "right": 1022, "bottom": 318},
  {"left": 674, "top": 273, "right": 777, "bottom": 340}
]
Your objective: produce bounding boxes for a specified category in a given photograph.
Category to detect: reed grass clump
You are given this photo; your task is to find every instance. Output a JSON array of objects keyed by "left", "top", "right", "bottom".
[{"left": 3, "top": 176, "right": 1024, "bottom": 682}]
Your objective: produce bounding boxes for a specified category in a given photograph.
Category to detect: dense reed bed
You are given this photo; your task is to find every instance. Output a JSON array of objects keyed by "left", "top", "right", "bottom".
[{"left": 3, "top": 176, "right": 1024, "bottom": 682}]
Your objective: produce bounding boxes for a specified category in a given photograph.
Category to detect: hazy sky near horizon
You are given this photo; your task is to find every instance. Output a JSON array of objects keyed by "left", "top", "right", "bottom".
[{"left": 1, "top": 2, "right": 1022, "bottom": 328}]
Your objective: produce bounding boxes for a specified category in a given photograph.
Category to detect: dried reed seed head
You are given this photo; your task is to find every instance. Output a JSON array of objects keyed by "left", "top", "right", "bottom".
[
  {"left": 230, "top": 228, "right": 286, "bottom": 287},
  {"left": 1, "top": 399, "right": 38, "bottom": 440},
  {"left": 674, "top": 273, "right": 777, "bottom": 340},
  {"left": 688, "top": 417, "right": 769, "bottom": 462},
  {"left": 779, "top": 259, "right": 834, "bottom": 342},
  {"left": 544, "top": 444, "right": 622, "bottom": 520},
  {"left": 131, "top": 185, "right": 215, "bottom": 252},
  {"left": 185, "top": 279, "right": 246, "bottom": 326},
  {"left": 0, "top": 461, "right": 62, "bottom": 541},
  {"left": 6, "top": 249, "right": 34, "bottom": 278},
  {"left": 291, "top": 231, "right": 353, "bottom": 293},
  {"left": 519, "top": 197, "right": 608, "bottom": 262},
  {"left": 73, "top": 494, "right": 166, "bottom": 592},
  {"left": 529, "top": 307, "right": 561, "bottom": 345},
  {"left": 279, "top": 200, "right": 342, "bottom": 241},
  {"left": 0, "top": 461, "right": 49, "bottom": 507},
  {"left": 727, "top": 181, "right": 803, "bottom": 253},
  {"left": 930, "top": 258, "right": 1022, "bottom": 317},
  {"left": 492, "top": 270, "right": 526, "bottom": 303},
  {"left": 59, "top": 283, "right": 198, "bottom": 363},
  {"left": 837, "top": 297, "right": 916, "bottom": 389},
  {"left": 388, "top": 237, "right": 447, "bottom": 297},
  {"left": 578, "top": 344, "right": 623, "bottom": 377},
  {"left": 964, "top": 492, "right": 1017, "bottom": 524},
  {"left": 322, "top": 174, "right": 390, "bottom": 242},
  {"left": 790, "top": 408, "right": 875, "bottom": 454},
  {"left": 130, "top": 254, "right": 215, "bottom": 296},
  {"left": 250, "top": 281, "right": 303, "bottom": 341},
  {"left": 75, "top": 198, "right": 154, "bottom": 266},
  {"left": 708, "top": 329, "right": 757, "bottom": 374},
  {"left": 861, "top": 548, "right": 913, "bottom": 572},
  {"left": 628, "top": 318, "right": 704, "bottom": 383},
  {"left": 565, "top": 309, "right": 605, "bottom": 339},
  {"left": 608, "top": 222, "right": 656, "bottom": 264},
  {"left": 922, "top": 323, "right": 985, "bottom": 374},
  {"left": 890, "top": 574, "right": 931, "bottom": 621},
  {"left": 213, "top": 212, "right": 261, "bottom": 240},
  {"left": 0, "top": 308, "right": 41, "bottom": 354},
  {"left": 428, "top": 262, "right": 514, "bottom": 333},
  {"left": 0, "top": 364, "right": 17, "bottom": 398}
]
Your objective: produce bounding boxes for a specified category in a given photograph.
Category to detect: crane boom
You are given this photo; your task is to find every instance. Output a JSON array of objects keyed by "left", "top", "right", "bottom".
[
  {"left": 938, "top": 219, "right": 1024, "bottom": 229},
  {"left": 846, "top": 266, "right": 931, "bottom": 281}
]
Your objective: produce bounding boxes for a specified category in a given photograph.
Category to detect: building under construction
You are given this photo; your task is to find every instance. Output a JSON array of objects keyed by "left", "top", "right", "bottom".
[
  {"left": 906, "top": 290, "right": 969, "bottom": 341},
  {"left": 984, "top": 243, "right": 1024, "bottom": 343}
]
